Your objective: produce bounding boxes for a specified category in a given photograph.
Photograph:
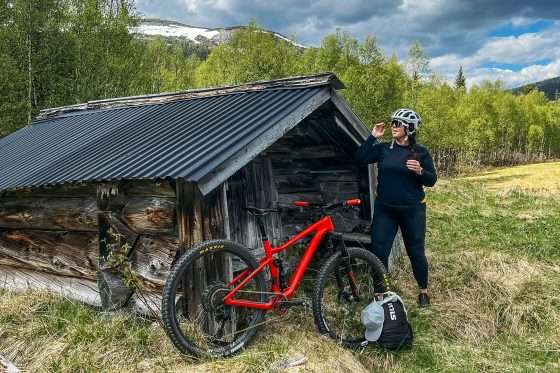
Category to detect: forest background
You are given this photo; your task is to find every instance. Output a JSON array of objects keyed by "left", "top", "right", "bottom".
[{"left": 1, "top": 0, "right": 559, "bottom": 174}]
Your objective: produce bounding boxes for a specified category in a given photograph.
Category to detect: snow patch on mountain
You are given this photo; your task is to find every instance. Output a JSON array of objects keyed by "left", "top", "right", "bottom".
[
  {"left": 131, "top": 19, "right": 306, "bottom": 49},
  {"left": 131, "top": 22, "right": 220, "bottom": 43}
]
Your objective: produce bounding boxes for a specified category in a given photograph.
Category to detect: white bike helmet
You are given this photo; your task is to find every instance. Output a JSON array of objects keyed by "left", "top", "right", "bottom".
[{"left": 391, "top": 108, "right": 422, "bottom": 135}]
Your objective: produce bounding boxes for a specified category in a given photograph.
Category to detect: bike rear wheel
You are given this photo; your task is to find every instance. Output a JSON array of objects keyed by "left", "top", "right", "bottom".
[
  {"left": 312, "top": 247, "right": 388, "bottom": 347},
  {"left": 161, "top": 239, "right": 267, "bottom": 358}
]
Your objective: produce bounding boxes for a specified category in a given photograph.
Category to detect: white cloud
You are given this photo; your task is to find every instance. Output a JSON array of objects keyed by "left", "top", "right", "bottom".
[
  {"left": 428, "top": 21, "right": 560, "bottom": 88},
  {"left": 468, "top": 60, "right": 560, "bottom": 88},
  {"left": 135, "top": 1, "right": 560, "bottom": 88}
]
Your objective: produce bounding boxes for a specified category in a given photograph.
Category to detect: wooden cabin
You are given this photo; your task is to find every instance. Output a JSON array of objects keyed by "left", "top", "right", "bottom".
[{"left": 0, "top": 73, "right": 402, "bottom": 313}]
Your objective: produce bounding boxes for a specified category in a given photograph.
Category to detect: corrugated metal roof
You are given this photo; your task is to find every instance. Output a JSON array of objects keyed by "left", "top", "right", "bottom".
[{"left": 0, "top": 81, "right": 335, "bottom": 194}]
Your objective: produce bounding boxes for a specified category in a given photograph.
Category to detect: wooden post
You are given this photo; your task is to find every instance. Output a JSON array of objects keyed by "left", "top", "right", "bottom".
[
  {"left": 96, "top": 183, "right": 134, "bottom": 310},
  {"left": 175, "top": 179, "right": 206, "bottom": 319}
]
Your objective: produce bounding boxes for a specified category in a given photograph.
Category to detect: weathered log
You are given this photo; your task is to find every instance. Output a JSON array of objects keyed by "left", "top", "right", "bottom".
[
  {"left": 0, "top": 354, "right": 19, "bottom": 373},
  {"left": 0, "top": 197, "right": 98, "bottom": 231},
  {"left": 131, "top": 234, "right": 178, "bottom": 286},
  {"left": 121, "top": 196, "right": 175, "bottom": 234},
  {"left": 265, "top": 144, "right": 339, "bottom": 159},
  {"left": 0, "top": 264, "right": 101, "bottom": 306},
  {"left": 0, "top": 227, "right": 173, "bottom": 290},
  {"left": 120, "top": 179, "right": 175, "bottom": 197},
  {"left": 0, "top": 264, "right": 162, "bottom": 315},
  {"left": 0, "top": 229, "right": 98, "bottom": 279},
  {"left": 0, "top": 182, "right": 96, "bottom": 198}
]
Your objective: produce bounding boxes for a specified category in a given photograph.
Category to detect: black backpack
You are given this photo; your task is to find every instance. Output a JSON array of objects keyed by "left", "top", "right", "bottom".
[{"left": 377, "top": 298, "right": 413, "bottom": 350}]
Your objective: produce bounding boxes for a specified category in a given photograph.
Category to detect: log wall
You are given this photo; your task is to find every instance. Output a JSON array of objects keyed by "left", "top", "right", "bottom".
[
  {"left": 0, "top": 179, "right": 181, "bottom": 311},
  {"left": 0, "top": 109, "right": 403, "bottom": 312}
]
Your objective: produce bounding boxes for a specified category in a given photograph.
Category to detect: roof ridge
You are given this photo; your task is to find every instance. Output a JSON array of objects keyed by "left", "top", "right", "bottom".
[{"left": 37, "top": 73, "right": 343, "bottom": 120}]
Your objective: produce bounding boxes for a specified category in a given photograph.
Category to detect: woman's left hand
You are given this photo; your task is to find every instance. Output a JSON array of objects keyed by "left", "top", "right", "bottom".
[{"left": 406, "top": 160, "right": 423, "bottom": 175}]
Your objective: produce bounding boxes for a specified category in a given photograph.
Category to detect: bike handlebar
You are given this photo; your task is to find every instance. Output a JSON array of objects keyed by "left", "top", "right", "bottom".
[{"left": 293, "top": 198, "right": 361, "bottom": 210}]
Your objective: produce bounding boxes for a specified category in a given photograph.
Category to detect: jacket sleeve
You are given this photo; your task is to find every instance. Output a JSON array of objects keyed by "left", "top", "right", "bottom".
[
  {"left": 418, "top": 150, "right": 437, "bottom": 187},
  {"left": 355, "top": 134, "right": 383, "bottom": 165}
]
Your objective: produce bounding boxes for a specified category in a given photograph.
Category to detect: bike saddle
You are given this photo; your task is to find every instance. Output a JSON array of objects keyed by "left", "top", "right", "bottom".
[{"left": 243, "top": 206, "right": 281, "bottom": 216}]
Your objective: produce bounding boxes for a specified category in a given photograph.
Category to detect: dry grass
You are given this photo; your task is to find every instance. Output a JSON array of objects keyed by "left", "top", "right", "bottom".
[
  {"left": 1, "top": 161, "right": 560, "bottom": 372},
  {"left": 457, "top": 160, "right": 560, "bottom": 195}
]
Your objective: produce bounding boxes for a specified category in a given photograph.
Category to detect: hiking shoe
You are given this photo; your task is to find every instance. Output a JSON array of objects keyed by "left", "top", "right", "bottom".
[{"left": 418, "top": 293, "right": 430, "bottom": 307}]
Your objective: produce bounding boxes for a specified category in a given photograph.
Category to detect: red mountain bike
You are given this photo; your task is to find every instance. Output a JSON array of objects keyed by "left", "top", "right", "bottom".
[{"left": 161, "top": 198, "right": 388, "bottom": 358}]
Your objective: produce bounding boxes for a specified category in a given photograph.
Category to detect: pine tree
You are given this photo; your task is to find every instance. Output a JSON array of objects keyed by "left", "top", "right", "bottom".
[{"left": 455, "top": 65, "right": 466, "bottom": 91}]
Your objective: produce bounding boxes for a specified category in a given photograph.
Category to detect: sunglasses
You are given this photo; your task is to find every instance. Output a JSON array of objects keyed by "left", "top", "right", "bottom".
[{"left": 391, "top": 119, "right": 408, "bottom": 128}]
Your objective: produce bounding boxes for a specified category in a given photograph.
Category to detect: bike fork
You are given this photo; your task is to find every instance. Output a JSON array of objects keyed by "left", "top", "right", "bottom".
[{"left": 332, "top": 233, "right": 361, "bottom": 302}]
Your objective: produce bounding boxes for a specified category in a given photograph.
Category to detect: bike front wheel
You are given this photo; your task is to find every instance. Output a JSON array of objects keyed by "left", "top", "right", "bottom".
[
  {"left": 312, "top": 247, "right": 388, "bottom": 347},
  {"left": 161, "top": 239, "right": 267, "bottom": 358}
]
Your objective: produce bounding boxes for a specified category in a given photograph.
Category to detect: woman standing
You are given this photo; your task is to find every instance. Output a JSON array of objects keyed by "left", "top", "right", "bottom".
[{"left": 355, "top": 108, "right": 437, "bottom": 307}]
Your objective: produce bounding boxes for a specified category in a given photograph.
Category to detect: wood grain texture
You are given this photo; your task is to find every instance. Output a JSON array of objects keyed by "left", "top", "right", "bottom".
[
  {"left": 0, "top": 197, "right": 98, "bottom": 231},
  {"left": 0, "top": 229, "right": 98, "bottom": 279},
  {"left": 121, "top": 196, "right": 175, "bottom": 234}
]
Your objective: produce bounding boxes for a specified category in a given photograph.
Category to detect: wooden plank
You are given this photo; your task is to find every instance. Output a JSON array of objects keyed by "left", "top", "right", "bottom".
[
  {"left": 265, "top": 144, "right": 339, "bottom": 159},
  {"left": 0, "top": 197, "right": 98, "bottom": 231},
  {"left": 0, "top": 229, "right": 98, "bottom": 279},
  {"left": 0, "top": 182, "right": 96, "bottom": 199},
  {"left": 175, "top": 180, "right": 204, "bottom": 318},
  {"left": 330, "top": 90, "right": 370, "bottom": 140},
  {"left": 221, "top": 183, "right": 231, "bottom": 240},
  {"left": 334, "top": 114, "right": 361, "bottom": 145},
  {"left": 120, "top": 179, "right": 175, "bottom": 197}
]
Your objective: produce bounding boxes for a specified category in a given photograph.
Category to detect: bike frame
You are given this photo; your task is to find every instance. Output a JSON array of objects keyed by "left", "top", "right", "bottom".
[{"left": 223, "top": 215, "right": 335, "bottom": 310}]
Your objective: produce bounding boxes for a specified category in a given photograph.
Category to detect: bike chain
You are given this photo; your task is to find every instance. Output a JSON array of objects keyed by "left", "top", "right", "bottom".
[{"left": 203, "top": 288, "right": 311, "bottom": 342}]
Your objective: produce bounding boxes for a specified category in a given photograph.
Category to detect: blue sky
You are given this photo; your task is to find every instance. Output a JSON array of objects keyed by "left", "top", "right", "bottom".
[{"left": 135, "top": 1, "right": 560, "bottom": 88}]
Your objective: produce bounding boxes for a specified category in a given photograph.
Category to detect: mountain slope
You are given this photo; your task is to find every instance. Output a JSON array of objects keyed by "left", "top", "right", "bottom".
[
  {"left": 130, "top": 18, "right": 306, "bottom": 49},
  {"left": 512, "top": 76, "right": 560, "bottom": 100}
]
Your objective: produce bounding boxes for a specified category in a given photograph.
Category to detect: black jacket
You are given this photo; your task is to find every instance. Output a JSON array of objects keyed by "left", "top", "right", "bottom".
[{"left": 355, "top": 135, "right": 437, "bottom": 205}]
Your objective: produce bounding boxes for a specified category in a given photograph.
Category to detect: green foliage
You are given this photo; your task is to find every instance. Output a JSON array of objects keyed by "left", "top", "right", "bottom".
[
  {"left": 1, "top": 4, "right": 559, "bottom": 173},
  {"left": 194, "top": 20, "right": 300, "bottom": 86},
  {"left": 103, "top": 227, "right": 139, "bottom": 289}
]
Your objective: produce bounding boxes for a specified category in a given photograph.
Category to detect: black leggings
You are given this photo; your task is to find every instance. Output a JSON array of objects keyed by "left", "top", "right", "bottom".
[{"left": 370, "top": 200, "right": 428, "bottom": 289}]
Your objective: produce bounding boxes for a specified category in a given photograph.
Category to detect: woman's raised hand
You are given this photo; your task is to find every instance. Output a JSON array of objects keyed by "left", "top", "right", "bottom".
[{"left": 371, "top": 122, "right": 385, "bottom": 138}]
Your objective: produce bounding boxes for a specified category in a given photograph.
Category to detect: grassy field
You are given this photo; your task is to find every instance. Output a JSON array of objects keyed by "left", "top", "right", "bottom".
[{"left": 1, "top": 162, "right": 560, "bottom": 372}]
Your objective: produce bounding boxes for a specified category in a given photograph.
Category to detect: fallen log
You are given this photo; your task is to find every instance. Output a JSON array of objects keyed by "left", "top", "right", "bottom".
[{"left": 0, "top": 265, "right": 162, "bottom": 316}]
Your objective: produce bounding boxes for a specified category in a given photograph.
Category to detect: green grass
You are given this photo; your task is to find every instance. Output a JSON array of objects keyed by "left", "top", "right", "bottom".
[{"left": 1, "top": 162, "right": 560, "bottom": 372}]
